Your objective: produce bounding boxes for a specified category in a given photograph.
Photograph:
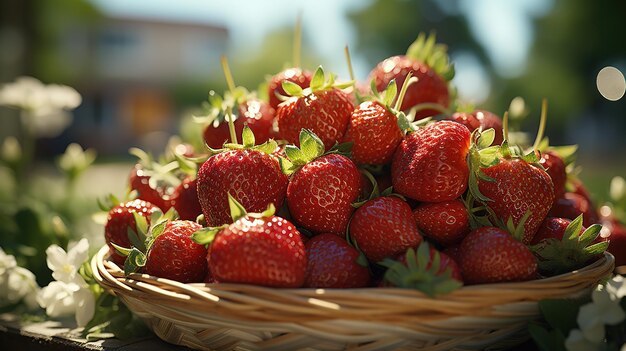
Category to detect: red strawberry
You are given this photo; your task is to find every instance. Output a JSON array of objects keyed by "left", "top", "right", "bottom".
[
  {"left": 104, "top": 199, "right": 159, "bottom": 265},
  {"left": 367, "top": 34, "right": 453, "bottom": 120},
  {"left": 443, "top": 244, "right": 463, "bottom": 263},
  {"left": 169, "top": 177, "right": 202, "bottom": 221},
  {"left": 459, "top": 226, "right": 537, "bottom": 284},
  {"left": 342, "top": 100, "right": 403, "bottom": 165},
  {"left": 304, "top": 233, "right": 370, "bottom": 288},
  {"left": 381, "top": 243, "right": 462, "bottom": 296},
  {"left": 202, "top": 201, "right": 307, "bottom": 288},
  {"left": 203, "top": 97, "right": 275, "bottom": 149},
  {"left": 413, "top": 199, "right": 470, "bottom": 246},
  {"left": 145, "top": 220, "right": 207, "bottom": 283},
  {"left": 342, "top": 76, "right": 416, "bottom": 165},
  {"left": 391, "top": 120, "right": 471, "bottom": 202},
  {"left": 477, "top": 158, "right": 555, "bottom": 244},
  {"left": 350, "top": 196, "right": 422, "bottom": 262},
  {"left": 287, "top": 153, "right": 361, "bottom": 235},
  {"left": 539, "top": 151, "right": 567, "bottom": 202},
  {"left": 449, "top": 110, "right": 504, "bottom": 146},
  {"left": 276, "top": 66, "right": 354, "bottom": 150},
  {"left": 268, "top": 67, "right": 312, "bottom": 110},
  {"left": 129, "top": 164, "right": 172, "bottom": 212},
  {"left": 549, "top": 192, "right": 599, "bottom": 227},
  {"left": 198, "top": 148, "right": 288, "bottom": 226}
]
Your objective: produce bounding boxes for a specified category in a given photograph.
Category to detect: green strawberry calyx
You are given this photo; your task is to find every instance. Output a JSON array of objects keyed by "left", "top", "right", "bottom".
[
  {"left": 110, "top": 207, "right": 179, "bottom": 276},
  {"left": 129, "top": 147, "right": 182, "bottom": 191},
  {"left": 380, "top": 243, "right": 462, "bottom": 297},
  {"left": 280, "top": 65, "right": 353, "bottom": 99},
  {"left": 191, "top": 193, "right": 276, "bottom": 245},
  {"left": 530, "top": 215, "right": 608, "bottom": 276},
  {"left": 365, "top": 71, "right": 419, "bottom": 133},
  {"left": 406, "top": 32, "right": 455, "bottom": 81},
  {"left": 278, "top": 128, "right": 353, "bottom": 176}
]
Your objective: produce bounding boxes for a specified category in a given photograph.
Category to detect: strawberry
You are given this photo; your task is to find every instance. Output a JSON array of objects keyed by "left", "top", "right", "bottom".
[
  {"left": 194, "top": 195, "right": 307, "bottom": 288},
  {"left": 128, "top": 163, "right": 173, "bottom": 212},
  {"left": 605, "top": 218, "right": 626, "bottom": 266},
  {"left": 477, "top": 158, "right": 554, "bottom": 244},
  {"left": 381, "top": 243, "right": 462, "bottom": 296},
  {"left": 145, "top": 220, "right": 207, "bottom": 283},
  {"left": 342, "top": 75, "right": 416, "bottom": 165},
  {"left": 413, "top": 199, "right": 470, "bottom": 247},
  {"left": 449, "top": 110, "right": 503, "bottom": 146},
  {"left": 367, "top": 33, "right": 453, "bottom": 120},
  {"left": 276, "top": 66, "right": 354, "bottom": 150},
  {"left": 104, "top": 199, "right": 159, "bottom": 265},
  {"left": 467, "top": 126, "right": 556, "bottom": 244},
  {"left": 549, "top": 192, "right": 599, "bottom": 227},
  {"left": 168, "top": 177, "right": 202, "bottom": 221},
  {"left": 282, "top": 130, "right": 361, "bottom": 235},
  {"left": 349, "top": 196, "right": 422, "bottom": 262},
  {"left": 304, "top": 233, "right": 370, "bottom": 288},
  {"left": 529, "top": 215, "right": 607, "bottom": 275},
  {"left": 459, "top": 226, "right": 537, "bottom": 284},
  {"left": 539, "top": 150, "right": 567, "bottom": 202},
  {"left": 198, "top": 149, "right": 287, "bottom": 226},
  {"left": 268, "top": 67, "right": 312, "bottom": 110},
  {"left": 201, "top": 93, "right": 275, "bottom": 149},
  {"left": 391, "top": 120, "right": 471, "bottom": 202}
]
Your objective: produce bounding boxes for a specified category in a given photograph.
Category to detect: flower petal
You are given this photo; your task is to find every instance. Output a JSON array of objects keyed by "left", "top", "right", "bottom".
[
  {"left": 67, "top": 239, "right": 89, "bottom": 269},
  {"left": 74, "top": 287, "right": 95, "bottom": 327},
  {"left": 45, "top": 245, "right": 67, "bottom": 272}
]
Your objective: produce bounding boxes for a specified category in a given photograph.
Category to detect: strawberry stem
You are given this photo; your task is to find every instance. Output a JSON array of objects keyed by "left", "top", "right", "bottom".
[
  {"left": 502, "top": 111, "right": 510, "bottom": 143},
  {"left": 532, "top": 99, "right": 548, "bottom": 150},
  {"left": 394, "top": 72, "right": 415, "bottom": 111},
  {"left": 226, "top": 106, "right": 238, "bottom": 144},
  {"left": 221, "top": 55, "right": 236, "bottom": 94},
  {"left": 344, "top": 45, "right": 355, "bottom": 82},
  {"left": 293, "top": 13, "right": 302, "bottom": 68}
]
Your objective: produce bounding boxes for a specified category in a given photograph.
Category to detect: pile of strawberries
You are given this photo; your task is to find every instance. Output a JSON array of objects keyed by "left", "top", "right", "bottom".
[{"left": 102, "top": 33, "right": 617, "bottom": 295}]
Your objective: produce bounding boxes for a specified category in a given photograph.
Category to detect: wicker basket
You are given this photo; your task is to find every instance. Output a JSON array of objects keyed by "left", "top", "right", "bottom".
[{"left": 92, "top": 245, "right": 614, "bottom": 351}]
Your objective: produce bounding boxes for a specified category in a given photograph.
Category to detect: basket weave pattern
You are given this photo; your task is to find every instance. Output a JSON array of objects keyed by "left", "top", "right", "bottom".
[{"left": 92, "top": 245, "right": 614, "bottom": 351}]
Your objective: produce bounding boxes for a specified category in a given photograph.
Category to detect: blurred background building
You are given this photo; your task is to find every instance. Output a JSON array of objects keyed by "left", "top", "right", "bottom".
[{"left": 0, "top": 0, "right": 625, "bottom": 198}]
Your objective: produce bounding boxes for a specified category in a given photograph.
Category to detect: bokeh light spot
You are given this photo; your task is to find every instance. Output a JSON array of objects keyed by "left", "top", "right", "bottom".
[{"left": 596, "top": 66, "right": 626, "bottom": 101}]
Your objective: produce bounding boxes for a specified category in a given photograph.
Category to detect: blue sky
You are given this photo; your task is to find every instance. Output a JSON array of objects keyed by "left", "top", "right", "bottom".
[{"left": 89, "top": 0, "right": 553, "bottom": 103}]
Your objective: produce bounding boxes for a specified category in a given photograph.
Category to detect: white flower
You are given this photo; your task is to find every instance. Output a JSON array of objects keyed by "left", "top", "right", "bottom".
[
  {"left": 577, "top": 283, "right": 626, "bottom": 343},
  {"left": 45, "top": 239, "right": 89, "bottom": 285},
  {"left": 36, "top": 278, "right": 94, "bottom": 327},
  {"left": 0, "top": 76, "right": 81, "bottom": 137},
  {"left": 38, "top": 239, "right": 95, "bottom": 327},
  {"left": 565, "top": 329, "right": 601, "bottom": 351},
  {"left": 0, "top": 247, "right": 40, "bottom": 309},
  {"left": 606, "top": 274, "right": 626, "bottom": 299}
]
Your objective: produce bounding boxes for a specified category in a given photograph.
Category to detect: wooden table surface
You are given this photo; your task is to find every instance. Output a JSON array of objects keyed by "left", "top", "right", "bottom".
[{"left": 0, "top": 313, "right": 539, "bottom": 351}]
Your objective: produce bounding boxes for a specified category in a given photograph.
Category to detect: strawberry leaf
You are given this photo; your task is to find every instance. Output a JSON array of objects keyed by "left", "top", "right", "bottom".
[
  {"left": 124, "top": 248, "right": 146, "bottom": 276},
  {"left": 284, "top": 145, "right": 305, "bottom": 164},
  {"left": 310, "top": 66, "right": 325, "bottom": 91},
  {"left": 241, "top": 126, "right": 256, "bottom": 148},
  {"left": 299, "top": 129, "right": 325, "bottom": 162},
  {"left": 228, "top": 193, "right": 247, "bottom": 222},
  {"left": 584, "top": 242, "right": 609, "bottom": 256},
  {"left": 110, "top": 242, "right": 132, "bottom": 257},
  {"left": 278, "top": 157, "right": 296, "bottom": 176},
  {"left": 334, "top": 80, "right": 355, "bottom": 90},
  {"left": 252, "top": 139, "right": 278, "bottom": 155},
  {"left": 191, "top": 226, "right": 223, "bottom": 245},
  {"left": 477, "top": 128, "right": 496, "bottom": 149},
  {"left": 282, "top": 81, "right": 304, "bottom": 97}
]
